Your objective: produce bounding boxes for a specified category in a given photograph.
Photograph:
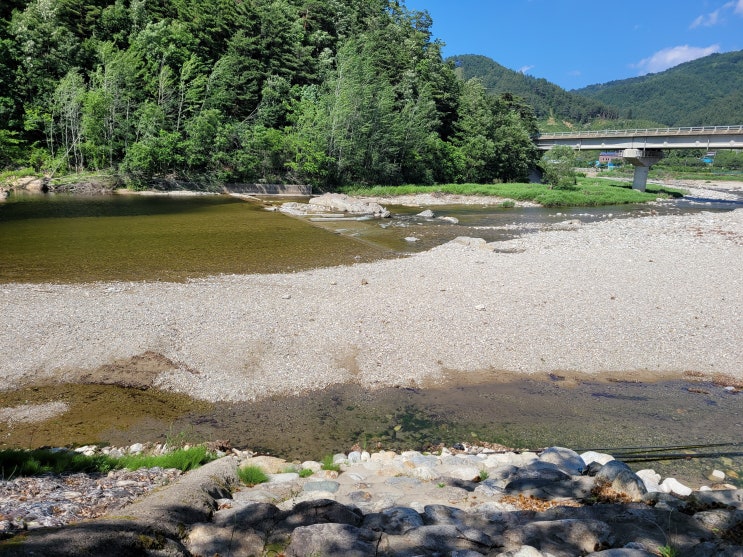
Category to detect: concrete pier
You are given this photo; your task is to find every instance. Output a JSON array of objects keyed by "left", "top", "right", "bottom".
[{"left": 622, "top": 148, "right": 663, "bottom": 191}]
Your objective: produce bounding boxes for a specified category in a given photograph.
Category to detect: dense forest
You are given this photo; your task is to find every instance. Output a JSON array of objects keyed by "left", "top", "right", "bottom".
[
  {"left": 0, "top": 0, "right": 539, "bottom": 186},
  {"left": 452, "top": 54, "right": 618, "bottom": 124},
  {"left": 575, "top": 51, "right": 743, "bottom": 126}
]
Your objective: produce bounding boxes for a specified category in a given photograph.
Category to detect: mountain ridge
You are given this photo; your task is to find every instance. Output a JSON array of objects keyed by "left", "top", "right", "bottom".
[{"left": 453, "top": 51, "right": 743, "bottom": 128}]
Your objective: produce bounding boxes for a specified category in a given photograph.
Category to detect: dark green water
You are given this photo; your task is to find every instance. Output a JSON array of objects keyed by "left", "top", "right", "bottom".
[{"left": 0, "top": 193, "right": 392, "bottom": 283}]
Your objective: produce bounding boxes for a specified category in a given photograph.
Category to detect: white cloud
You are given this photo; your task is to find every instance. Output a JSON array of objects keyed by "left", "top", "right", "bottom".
[
  {"left": 633, "top": 44, "right": 720, "bottom": 74},
  {"left": 690, "top": 1, "right": 736, "bottom": 27},
  {"left": 519, "top": 65, "right": 534, "bottom": 74}
]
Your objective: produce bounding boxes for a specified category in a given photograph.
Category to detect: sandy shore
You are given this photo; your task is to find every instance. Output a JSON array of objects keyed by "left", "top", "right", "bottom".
[{"left": 1, "top": 193, "right": 741, "bottom": 403}]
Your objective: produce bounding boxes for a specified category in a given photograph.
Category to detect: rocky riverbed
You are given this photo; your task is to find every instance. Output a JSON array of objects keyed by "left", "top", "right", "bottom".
[
  {"left": 2, "top": 444, "right": 743, "bottom": 556},
  {"left": 1, "top": 207, "right": 741, "bottom": 404}
]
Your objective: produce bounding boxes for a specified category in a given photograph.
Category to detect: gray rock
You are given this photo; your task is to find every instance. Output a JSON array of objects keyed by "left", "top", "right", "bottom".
[
  {"left": 385, "top": 477, "right": 422, "bottom": 488},
  {"left": 213, "top": 501, "right": 282, "bottom": 530},
  {"left": 609, "top": 469, "right": 648, "bottom": 501},
  {"left": 423, "top": 504, "right": 466, "bottom": 526},
  {"left": 693, "top": 509, "right": 737, "bottom": 530},
  {"left": 417, "top": 209, "right": 435, "bottom": 218},
  {"left": 381, "top": 524, "right": 492, "bottom": 555},
  {"left": 688, "top": 488, "right": 743, "bottom": 509},
  {"left": 187, "top": 523, "right": 264, "bottom": 557},
  {"left": 379, "top": 506, "right": 424, "bottom": 534},
  {"left": 303, "top": 480, "right": 340, "bottom": 493},
  {"left": 505, "top": 519, "right": 614, "bottom": 556},
  {"left": 594, "top": 460, "right": 633, "bottom": 483},
  {"left": 495, "top": 547, "right": 547, "bottom": 557},
  {"left": 539, "top": 447, "right": 586, "bottom": 476},
  {"left": 278, "top": 499, "right": 363, "bottom": 531},
  {"left": 587, "top": 550, "right": 655, "bottom": 556},
  {"left": 438, "top": 216, "right": 459, "bottom": 224},
  {"left": 285, "top": 523, "right": 380, "bottom": 557}
]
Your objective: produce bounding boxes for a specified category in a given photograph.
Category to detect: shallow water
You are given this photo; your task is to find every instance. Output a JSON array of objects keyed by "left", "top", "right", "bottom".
[
  {"left": 2, "top": 189, "right": 742, "bottom": 487},
  {"left": 2, "top": 189, "right": 740, "bottom": 283},
  {"left": 1, "top": 375, "right": 740, "bottom": 487},
  {"left": 0, "top": 193, "right": 393, "bottom": 283}
]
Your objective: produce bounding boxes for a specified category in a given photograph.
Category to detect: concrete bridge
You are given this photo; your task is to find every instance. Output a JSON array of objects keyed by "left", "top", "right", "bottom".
[{"left": 536, "top": 125, "right": 743, "bottom": 191}]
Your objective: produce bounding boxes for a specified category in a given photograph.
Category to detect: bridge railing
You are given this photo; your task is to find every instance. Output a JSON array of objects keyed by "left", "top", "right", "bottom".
[{"left": 537, "top": 125, "right": 743, "bottom": 139}]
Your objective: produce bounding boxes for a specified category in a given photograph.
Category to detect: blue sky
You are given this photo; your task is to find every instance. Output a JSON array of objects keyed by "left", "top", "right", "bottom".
[{"left": 404, "top": 0, "right": 743, "bottom": 90}]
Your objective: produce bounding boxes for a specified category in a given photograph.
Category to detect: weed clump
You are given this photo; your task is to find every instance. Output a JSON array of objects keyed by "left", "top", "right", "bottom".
[{"left": 238, "top": 465, "right": 269, "bottom": 486}]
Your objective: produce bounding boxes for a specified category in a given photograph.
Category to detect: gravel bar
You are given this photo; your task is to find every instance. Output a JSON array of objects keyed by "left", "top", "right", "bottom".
[{"left": 1, "top": 209, "right": 741, "bottom": 402}]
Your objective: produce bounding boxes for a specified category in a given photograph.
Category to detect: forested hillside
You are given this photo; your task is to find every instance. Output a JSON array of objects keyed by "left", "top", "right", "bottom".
[
  {"left": 0, "top": 0, "right": 539, "bottom": 185},
  {"left": 452, "top": 54, "right": 618, "bottom": 124},
  {"left": 574, "top": 51, "right": 743, "bottom": 126}
]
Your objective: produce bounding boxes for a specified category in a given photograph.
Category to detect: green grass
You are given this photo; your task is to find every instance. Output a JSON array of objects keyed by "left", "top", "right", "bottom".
[
  {"left": 238, "top": 465, "right": 269, "bottom": 486},
  {"left": 117, "top": 445, "right": 215, "bottom": 472},
  {"left": 341, "top": 177, "right": 682, "bottom": 207},
  {"left": 299, "top": 468, "right": 314, "bottom": 478},
  {"left": 321, "top": 455, "right": 341, "bottom": 472},
  {"left": 0, "top": 446, "right": 216, "bottom": 479},
  {"left": 0, "top": 167, "right": 38, "bottom": 185}
]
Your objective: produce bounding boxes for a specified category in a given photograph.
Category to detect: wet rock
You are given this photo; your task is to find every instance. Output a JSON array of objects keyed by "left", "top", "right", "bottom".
[{"left": 417, "top": 209, "right": 435, "bottom": 218}]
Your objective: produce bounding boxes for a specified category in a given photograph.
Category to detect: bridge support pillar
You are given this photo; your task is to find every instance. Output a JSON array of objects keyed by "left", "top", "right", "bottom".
[{"left": 622, "top": 149, "right": 663, "bottom": 191}]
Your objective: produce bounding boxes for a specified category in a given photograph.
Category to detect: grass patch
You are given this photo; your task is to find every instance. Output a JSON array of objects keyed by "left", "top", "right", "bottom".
[
  {"left": 299, "top": 468, "right": 314, "bottom": 478},
  {"left": 321, "top": 455, "right": 341, "bottom": 472},
  {"left": 117, "top": 446, "right": 215, "bottom": 472},
  {"left": 0, "top": 167, "right": 37, "bottom": 183},
  {"left": 0, "top": 448, "right": 117, "bottom": 478},
  {"left": 238, "top": 465, "right": 269, "bottom": 486},
  {"left": 0, "top": 446, "right": 216, "bottom": 479},
  {"left": 340, "top": 178, "right": 676, "bottom": 207}
]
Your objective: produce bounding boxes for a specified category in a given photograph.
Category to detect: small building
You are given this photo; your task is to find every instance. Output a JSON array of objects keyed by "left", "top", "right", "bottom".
[{"left": 598, "top": 151, "right": 622, "bottom": 164}]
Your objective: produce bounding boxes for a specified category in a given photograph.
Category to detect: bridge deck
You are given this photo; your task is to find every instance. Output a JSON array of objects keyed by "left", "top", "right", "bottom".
[{"left": 536, "top": 125, "right": 743, "bottom": 151}]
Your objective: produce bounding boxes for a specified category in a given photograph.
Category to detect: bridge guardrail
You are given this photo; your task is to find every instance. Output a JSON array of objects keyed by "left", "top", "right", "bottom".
[{"left": 537, "top": 125, "right": 743, "bottom": 139}]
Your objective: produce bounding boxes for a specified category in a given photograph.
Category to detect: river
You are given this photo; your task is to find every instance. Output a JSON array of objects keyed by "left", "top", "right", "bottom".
[{"left": 1, "top": 186, "right": 742, "bottom": 487}]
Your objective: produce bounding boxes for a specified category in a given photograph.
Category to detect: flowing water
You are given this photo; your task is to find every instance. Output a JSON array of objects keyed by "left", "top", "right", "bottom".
[{"left": 1, "top": 188, "right": 742, "bottom": 486}]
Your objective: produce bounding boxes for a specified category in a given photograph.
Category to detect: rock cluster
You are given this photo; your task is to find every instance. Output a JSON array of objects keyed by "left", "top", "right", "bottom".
[
  {"left": 279, "top": 192, "right": 391, "bottom": 218},
  {"left": 4, "top": 446, "right": 743, "bottom": 556}
]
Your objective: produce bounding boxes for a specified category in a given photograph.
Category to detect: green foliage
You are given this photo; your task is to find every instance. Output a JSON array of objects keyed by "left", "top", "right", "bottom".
[
  {"left": 0, "top": 448, "right": 116, "bottom": 478},
  {"left": 575, "top": 50, "right": 743, "bottom": 126},
  {"left": 0, "top": 446, "right": 215, "bottom": 479},
  {"left": 117, "top": 446, "right": 215, "bottom": 472},
  {"left": 0, "top": 0, "right": 543, "bottom": 186},
  {"left": 299, "top": 468, "right": 314, "bottom": 478},
  {"left": 321, "top": 455, "right": 341, "bottom": 472},
  {"left": 454, "top": 54, "right": 618, "bottom": 123},
  {"left": 238, "top": 465, "right": 269, "bottom": 487},
  {"left": 342, "top": 178, "right": 670, "bottom": 207},
  {"left": 540, "top": 145, "right": 577, "bottom": 190}
]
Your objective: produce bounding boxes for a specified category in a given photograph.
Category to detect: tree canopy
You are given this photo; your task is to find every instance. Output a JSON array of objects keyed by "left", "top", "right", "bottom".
[{"left": 0, "top": 0, "right": 539, "bottom": 186}]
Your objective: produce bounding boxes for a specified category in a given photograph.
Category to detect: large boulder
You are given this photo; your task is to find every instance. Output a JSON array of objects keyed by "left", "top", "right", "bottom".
[{"left": 280, "top": 193, "right": 390, "bottom": 217}]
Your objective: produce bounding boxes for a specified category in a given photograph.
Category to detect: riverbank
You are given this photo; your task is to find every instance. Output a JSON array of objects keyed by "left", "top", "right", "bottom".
[
  {"left": 3, "top": 444, "right": 743, "bottom": 555},
  {"left": 1, "top": 206, "right": 741, "bottom": 405}
]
